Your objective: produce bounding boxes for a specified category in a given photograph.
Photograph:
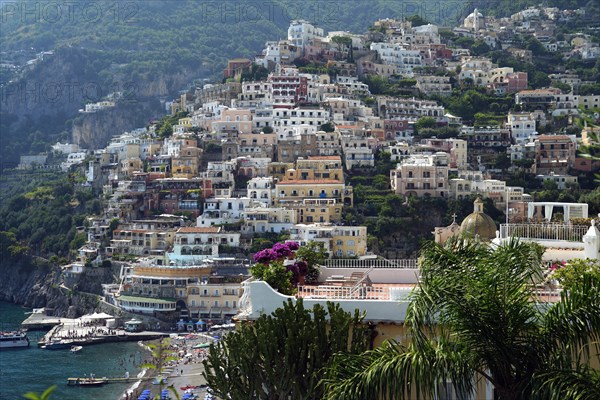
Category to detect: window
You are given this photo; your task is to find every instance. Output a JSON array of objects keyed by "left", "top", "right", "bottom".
[{"left": 336, "top": 240, "right": 343, "bottom": 245}]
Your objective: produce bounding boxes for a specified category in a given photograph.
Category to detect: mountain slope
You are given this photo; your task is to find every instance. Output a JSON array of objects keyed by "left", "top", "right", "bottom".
[{"left": 1, "top": 0, "right": 474, "bottom": 164}]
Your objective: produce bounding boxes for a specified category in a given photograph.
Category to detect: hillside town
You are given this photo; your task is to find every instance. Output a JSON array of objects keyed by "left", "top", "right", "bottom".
[{"left": 19, "top": 6, "right": 600, "bottom": 330}]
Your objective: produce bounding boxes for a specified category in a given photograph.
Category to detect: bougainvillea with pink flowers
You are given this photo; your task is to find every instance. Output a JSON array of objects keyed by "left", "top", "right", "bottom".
[{"left": 251, "top": 241, "right": 310, "bottom": 295}]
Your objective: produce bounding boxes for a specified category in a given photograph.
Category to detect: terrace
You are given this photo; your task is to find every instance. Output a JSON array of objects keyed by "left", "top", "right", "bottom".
[{"left": 237, "top": 254, "right": 566, "bottom": 324}]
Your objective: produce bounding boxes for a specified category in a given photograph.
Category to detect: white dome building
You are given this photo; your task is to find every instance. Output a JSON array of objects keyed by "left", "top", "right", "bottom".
[{"left": 463, "top": 8, "right": 486, "bottom": 31}]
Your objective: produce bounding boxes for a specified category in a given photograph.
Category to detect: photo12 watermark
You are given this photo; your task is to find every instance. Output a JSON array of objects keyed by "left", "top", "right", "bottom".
[
  {"left": 1, "top": 1, "right": 138, "bottom": 24},
  {"left": 1, "top": 80, "right": 139, "bottom": 108}
]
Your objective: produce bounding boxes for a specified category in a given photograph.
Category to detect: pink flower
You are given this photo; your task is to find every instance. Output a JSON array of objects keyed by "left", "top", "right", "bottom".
[
  {"left": 286, "top": 241, "right": 300, "bottom": 251},
  {"left": 294, "top": 260, "right": 308, "bottom": 276},
  {"left": 254, "top": 249, "right": 277, "bottom": 264},
  {"left": 272, "top": 242, "right": 293, "bottom": 258}
]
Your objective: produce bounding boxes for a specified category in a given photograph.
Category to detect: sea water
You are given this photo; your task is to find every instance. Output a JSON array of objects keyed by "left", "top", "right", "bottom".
[{"left": 0, "top": 301, "right": 147, "bottom": 400}]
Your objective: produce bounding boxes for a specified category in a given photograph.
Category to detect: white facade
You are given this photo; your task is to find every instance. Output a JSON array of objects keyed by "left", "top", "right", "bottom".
[
  {"left": 167, "top": 227, "right": 241, "bottom": 265},
  {"left": 242, "top": 206, "right": 296, "bottom": 234},
  {"left": 508, "top": 112, "right": 538, "bottom": 144},
  {"left": 288, "top": 20, "right": 324, "bottom": 49},
  {"left": 247, "top": 177, "right": 274, "bottom": 205},
  {"left": 272, "top": 107, "right": 329, "bottom": 136},
  {"left": 198, "top": 197, "right": 253, "bottom": 226},
  {"left": 341, "top": 135, "right": 376, "bottom": 169},
  {"left": 369, "top": 42, "right": 422, "bottom": 76}
]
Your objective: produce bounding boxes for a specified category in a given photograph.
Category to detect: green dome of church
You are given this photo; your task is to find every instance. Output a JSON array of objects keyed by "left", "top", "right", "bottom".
[{"left": 460, "top": 198, "right": 497, "bottom": 241}]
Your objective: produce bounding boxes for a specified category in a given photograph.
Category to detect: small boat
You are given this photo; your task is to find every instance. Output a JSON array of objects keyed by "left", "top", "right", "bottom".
[
  {"left": 42, "top": 338, "right": 73, "bottom": 350},
  {"left": 78, "top": 378, "right": 107, "bottom": 386},
  {"left": 70, "top": 345, "right": 83, "bottom": 353},
  {"left": 0, "top": 330, "right": 30, "bottom": 349},
  {"left": 67, "top": 377, "right": 107, "bottom": 386}
]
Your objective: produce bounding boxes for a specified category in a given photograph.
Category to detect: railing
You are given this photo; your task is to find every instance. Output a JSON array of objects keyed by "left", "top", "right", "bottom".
[
  {"left": 500, "top": 223, "right": 588, "bottom": 242},
  {"left": 323, "top": 258, "right": 418, "bottom": 269},
  {"left": 297, "top": 285, "right": 412, "bottom": 300}
]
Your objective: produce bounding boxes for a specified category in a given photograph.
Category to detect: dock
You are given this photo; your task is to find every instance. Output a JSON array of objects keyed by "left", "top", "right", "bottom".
[
  {"left": 36, "top": 317, "right": 170, "bottom": 348},
  {"left": 21, "top": 312, "right": 64, "bottom": 330}
]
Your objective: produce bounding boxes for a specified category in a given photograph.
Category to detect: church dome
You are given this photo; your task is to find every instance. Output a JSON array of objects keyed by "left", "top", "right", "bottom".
[
  {"left": 460, "top": 198, "right": 497, "bottom": 241},
  {"left": 463, "top": 8, "right": 486, "bottom": 30}
]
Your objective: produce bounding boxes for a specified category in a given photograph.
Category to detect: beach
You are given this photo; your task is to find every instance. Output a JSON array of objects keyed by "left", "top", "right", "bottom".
[{"left": 123, "top": 332, "right": 215, "bottom": 400}]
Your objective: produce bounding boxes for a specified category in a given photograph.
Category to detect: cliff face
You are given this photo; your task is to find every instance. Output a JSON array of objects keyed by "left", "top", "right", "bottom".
[
  {"left": 0, "top": 257, "right": 117, "bottom": 318},
  {"left": 71, "top": 100, "right": 163, "bottom": 149},
  {"left": 1, "top": 46, "right": 198, "bottom": 163},
  {"left": 0, "top": 259, "right": 60, "bottom": 309},
  {"left": 71, "top": 69, "right": 195, "bottom": 149}
]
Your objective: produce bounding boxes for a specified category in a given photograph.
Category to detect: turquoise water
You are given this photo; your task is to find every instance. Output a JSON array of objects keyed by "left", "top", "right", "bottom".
[{"left": 0, "top": 302, "right": 148, "bottom": 400}]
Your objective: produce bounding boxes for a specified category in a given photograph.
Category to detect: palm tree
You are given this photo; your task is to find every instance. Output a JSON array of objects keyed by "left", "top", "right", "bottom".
[{"left": 323, "top": 238, "right": 600, "bottom": 400}]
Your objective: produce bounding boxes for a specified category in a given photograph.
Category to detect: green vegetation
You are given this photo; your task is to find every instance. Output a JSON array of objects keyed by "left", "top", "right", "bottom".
[
  {"left": 154, "top": 111, "right": 189, "bottom": 139},
  {"left": 0, "top": 170, "right": 99, "bottom": 263},
  {"left": 552, "top": 259, "right": 600, "bottom": 290},
  {"left": 203, "top": 299, "right": 370, "bottom": 400},
  {"left": 323, "top": 238, "right": 600, "bottom": 400},
  {"left": 22, "top": 386, "right": 56, "bottom": 400}
]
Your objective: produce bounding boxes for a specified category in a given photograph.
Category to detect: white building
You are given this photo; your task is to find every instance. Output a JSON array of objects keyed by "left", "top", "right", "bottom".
[
  {"left": 242, "top": 206, "right": 296, "bottom": 234},
  {"left": 247, "top": 177, "right": 274, "bottom": 205},
  {"left": 507, "top": 112, "right": 538, "bottom": 144},
  {"left": 340, "top": 134, "right": 376, "bottom": 170},
  {"left": 288, "top": 20, "right": 324, "bottom": 49},
  {"left": 369, "top": 42, "right": 422, "bottom": 76},
  {"left": 197, "top": 196, "right": 253, "bottom": 226},
  {"left": 167, "top": 227, "right": 241, "bottom": 265},
  {"left": 288, "top": 223, "right": 368, "bottom": 258},
  {"left": 272, "top": 107, "right": 329, "bottom": 136}
]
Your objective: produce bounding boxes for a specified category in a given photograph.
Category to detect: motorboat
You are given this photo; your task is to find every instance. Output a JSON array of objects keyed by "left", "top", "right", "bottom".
[
  {"left": 70, "top": 345, "right": 83, "bottom": 353},
  {"left": 78, "top": 378, "right": 107, "bottom": 386},
  {"left": 0, "top": 330, "right": 30, "bottom": 349},
  {"left": 42, "top": 338, "right": 74, "bottom": 350}
]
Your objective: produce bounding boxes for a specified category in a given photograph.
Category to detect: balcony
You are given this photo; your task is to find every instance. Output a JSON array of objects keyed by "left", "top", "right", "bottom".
[{"left": 499, "top": 223, "right": 588, "bottom": 242}]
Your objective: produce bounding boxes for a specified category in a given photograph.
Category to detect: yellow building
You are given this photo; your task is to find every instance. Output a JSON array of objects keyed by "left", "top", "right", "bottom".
[
  {"left": 172, "top": 146, "right": 202, "bottom": 178},
  {"left": 283, "top": 156, "right": 344, "bottom": 182},
  {"left": 178, "top": 117, "right": 193, "bottom": 129},
  {"left": 268, "top": 162, "right": 295, "bottom": 181},
  {"left": 108, "top": 229, "right": 176, "bottom": 257},
  {"left": 274, "top": 179, "right": 353, "bottom": 207},
  {"left": 289, "top": 224, "right": 367, "bottom": 258}
]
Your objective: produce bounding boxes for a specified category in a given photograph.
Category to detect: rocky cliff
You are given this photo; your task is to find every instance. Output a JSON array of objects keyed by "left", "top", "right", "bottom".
[
  {"left": 71, "top": 100, "right": 164, "bottom": 150},
  {"left": 1, "top": 46, "right": 198, "bottom": 163},
  {"left": 0, "top": 257, "right": 117, "bottom": 318}
]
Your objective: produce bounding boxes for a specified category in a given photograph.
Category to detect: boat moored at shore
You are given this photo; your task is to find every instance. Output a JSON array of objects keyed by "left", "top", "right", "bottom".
[{"left": 0, "top": 330, "right": 30, "bottom": 349}]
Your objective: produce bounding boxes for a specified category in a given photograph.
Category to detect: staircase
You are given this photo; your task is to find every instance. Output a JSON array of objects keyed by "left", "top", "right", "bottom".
[{"left": 347, "top": 266, "right": 374, "bottom": 298}]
